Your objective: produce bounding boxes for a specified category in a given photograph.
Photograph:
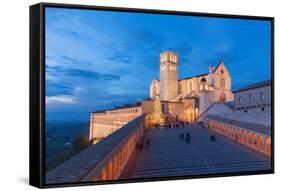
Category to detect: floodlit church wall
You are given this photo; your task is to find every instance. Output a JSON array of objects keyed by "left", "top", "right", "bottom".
[
  {"left": 182, "top": 99, "right": 197, "bottom": 122},
  {"left": 141, "top": 100, "right": 154, "bottom": 114},
  {"left": 166, "top": 102, "right": 184, "bottom": 119}
]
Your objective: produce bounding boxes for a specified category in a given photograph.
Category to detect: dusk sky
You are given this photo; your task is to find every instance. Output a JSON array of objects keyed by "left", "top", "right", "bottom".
[{"left": 45, "top": 7, "right": 271, "bottom": 115}]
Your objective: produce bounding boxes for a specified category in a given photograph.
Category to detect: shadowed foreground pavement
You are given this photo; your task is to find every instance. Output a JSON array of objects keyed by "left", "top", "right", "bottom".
[{"left": 121, "top": 124, "right": 271, "bottom": 179}]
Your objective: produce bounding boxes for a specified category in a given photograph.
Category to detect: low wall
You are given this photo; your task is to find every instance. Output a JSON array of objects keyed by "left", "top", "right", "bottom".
[
  {"left": 202, "top": 115, "right": 271, "bottom": 157},
  {"left": 46, "top": 114, "right": 146, "bottom": 184}
]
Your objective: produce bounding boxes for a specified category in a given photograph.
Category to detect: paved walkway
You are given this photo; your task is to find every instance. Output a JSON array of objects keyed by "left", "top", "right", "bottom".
[{"left": 121, "top": 124, "right": 271, "bottom": 179}]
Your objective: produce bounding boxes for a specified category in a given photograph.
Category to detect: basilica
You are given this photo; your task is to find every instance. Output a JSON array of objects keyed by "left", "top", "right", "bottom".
[
  {"left": 89, "top": 50, "right": 234, "bottom": 140},
  {"left": 149, "top": 51, "right": 233, "bottom": 122}
]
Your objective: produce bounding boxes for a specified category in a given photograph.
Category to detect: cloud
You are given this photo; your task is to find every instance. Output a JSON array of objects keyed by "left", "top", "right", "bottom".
[
  {"left": 46, "top": 64, "right": 120, "bottom": 81},
  {"left": 107, "top": 51, "right": 132, "bottom": 63},
  {"left": 54, "top": 28, "right": 81, "bottom": 39},
  {"left": 46, "top": 95, "right": 77, "bottom": 105},
  {"left": 46, "top": 81, "right": 74, "bottom": 96}
]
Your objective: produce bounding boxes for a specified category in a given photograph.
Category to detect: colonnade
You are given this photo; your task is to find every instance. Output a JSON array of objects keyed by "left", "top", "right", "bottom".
[
  {"left": 203, "top": 118, "right": 271, "bottom": 156},
  {"left": 89, "top": 106, "right": 142, "bottom": 140}
]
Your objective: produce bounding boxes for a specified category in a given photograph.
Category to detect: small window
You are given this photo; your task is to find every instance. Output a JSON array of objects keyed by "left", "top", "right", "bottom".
[
  {"left": 261, "top": 107, "right": 265, "bottom": 111},
  {"left": 239, "top": 96, "right": 242, "bottom": 103},
  {"left": 261, "top": 92, "right": 265, "bottom": 100},
  {"left": 249, "top": 94, "right": 252, "bottom": 102},
  {"left": 221, "top": 69, "right": 224, "bottom": 74}
]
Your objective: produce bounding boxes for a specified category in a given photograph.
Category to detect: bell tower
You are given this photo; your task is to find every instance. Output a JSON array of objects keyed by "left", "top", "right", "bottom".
[{"left": 159, "top": 51, "right": 179, "bottom": 101}]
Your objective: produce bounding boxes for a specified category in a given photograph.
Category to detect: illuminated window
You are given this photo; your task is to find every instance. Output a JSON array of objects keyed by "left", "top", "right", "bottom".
[{"left": 239, "top": 96, "right": 242, "bottom": 103}]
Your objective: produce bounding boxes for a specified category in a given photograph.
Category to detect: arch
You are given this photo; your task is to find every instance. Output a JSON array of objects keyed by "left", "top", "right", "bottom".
[
  {"left": 237, "top": 129, "right": 242, "bottom": 141},
  {"left": 247, "top": 131, "right": 252, "bottom": 145},
  {"left": 219, "top": 92, "right": 226, "bottom": 103},
  {"left": 257, "top": 135, "right": 264, "bottom": 151},
  {"left": 242, "top": 130, "right": 247, "bottom": 143},
  {"left": 252, "top": 133, "right": 258, "bottom": 148},
  {"left": 101, "top": 165, "right": 107, "bottom": 180},
  {"left": 200, "top": 77, "right": 207, "bottom": 83},
  {"left": 265, "top": 137, "right": 271, "bottom": 155}
]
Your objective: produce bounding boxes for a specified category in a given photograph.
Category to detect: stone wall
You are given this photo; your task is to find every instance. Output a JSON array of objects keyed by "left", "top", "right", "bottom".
[
  {"left": 202, "top": 115, "right": 271, "bottom": 156},
  {"left": 46, "top": 115, "right": 146, "bottom": 184}
]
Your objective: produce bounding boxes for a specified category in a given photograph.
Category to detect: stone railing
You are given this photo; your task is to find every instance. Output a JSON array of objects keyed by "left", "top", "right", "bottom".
[
  {"left": 46, "top": 114, "right": 146, "bottom": 184},
  {"left": 202, "top": 115, "right": 271, "bottom": 157}
]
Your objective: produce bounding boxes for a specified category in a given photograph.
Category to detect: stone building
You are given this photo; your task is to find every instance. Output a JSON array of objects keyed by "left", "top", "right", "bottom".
[
  {"left": 150, "top": 51, "right": 233, "bottom": 121},
  {"left": 89, "top": 50, "right": 234, "bottom": 140},
  {"left": 89, "top": 103, "right": 142, "bottom": 140},
  {"left": 233, "top": 80, "right": 271, "bottom": 113}
]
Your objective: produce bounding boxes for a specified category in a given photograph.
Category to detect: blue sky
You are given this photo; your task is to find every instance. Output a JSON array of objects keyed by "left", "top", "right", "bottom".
[{"left": 45, "top": 7, "right": 271, "bottom": 114}]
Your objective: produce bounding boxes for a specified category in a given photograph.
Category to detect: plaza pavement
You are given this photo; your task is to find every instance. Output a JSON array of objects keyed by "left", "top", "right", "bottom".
[{"left": 121, "top": 124, "right": 271, "bottom": 179}]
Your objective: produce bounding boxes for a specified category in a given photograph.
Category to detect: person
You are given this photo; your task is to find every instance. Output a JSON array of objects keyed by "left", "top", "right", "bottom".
[
  {"left": 210, "top": 135, "right": 216, "bottom": 142},
  {"left": 185, "top": 136, "right": 190, "bottom": 144},
  {"left": 185, "top": 132, "right": 191, "bottom": 143}
]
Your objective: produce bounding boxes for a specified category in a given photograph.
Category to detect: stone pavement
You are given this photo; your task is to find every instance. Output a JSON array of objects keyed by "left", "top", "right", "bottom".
[{"left": 121, "top": 124, "right": 271, "bottom": 179}]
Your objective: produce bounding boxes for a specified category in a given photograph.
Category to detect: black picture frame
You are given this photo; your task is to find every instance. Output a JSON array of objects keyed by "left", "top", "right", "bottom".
[{"left": 30, "top": 2, "right": 274, "bottom": 188}]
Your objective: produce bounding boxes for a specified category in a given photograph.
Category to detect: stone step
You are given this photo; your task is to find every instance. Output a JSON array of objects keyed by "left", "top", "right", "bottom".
[{"left": 121, "top": 124, "right": 271, "bottom": 179}]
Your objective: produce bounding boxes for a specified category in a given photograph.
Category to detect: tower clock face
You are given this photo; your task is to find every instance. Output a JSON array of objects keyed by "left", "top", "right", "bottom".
[{"left": 220, "top": 78, "right": 226, "bottom": 88}]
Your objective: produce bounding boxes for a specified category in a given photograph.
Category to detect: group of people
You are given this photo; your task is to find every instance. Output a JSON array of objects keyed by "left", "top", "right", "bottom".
[
  {"left": 179, "top": 132, "right": 217, "bottom": 144},
  {"left": 179, "top": 132, "right": 191, "bottom": 143},
  {"left": 155, "top": 121, "right": 190, "bottom": 129}
]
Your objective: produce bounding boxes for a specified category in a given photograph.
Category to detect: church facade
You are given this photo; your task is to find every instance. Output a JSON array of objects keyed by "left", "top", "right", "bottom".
[{"left": 149, "top": 51, "right": 233, "bottom": 121}]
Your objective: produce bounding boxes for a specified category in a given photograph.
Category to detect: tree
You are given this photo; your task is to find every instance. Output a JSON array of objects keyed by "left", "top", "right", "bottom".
[{"left": 150, "top": 95, "right": 165, "bottom": 125}]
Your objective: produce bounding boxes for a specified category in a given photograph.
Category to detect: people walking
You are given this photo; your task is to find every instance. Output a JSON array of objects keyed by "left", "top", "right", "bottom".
[
  {"left": 210, "top": 135, "right": 216, "bottom": 142},
  {"left": 185, "top": 132, "right": 191, "bottom": 144}
]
